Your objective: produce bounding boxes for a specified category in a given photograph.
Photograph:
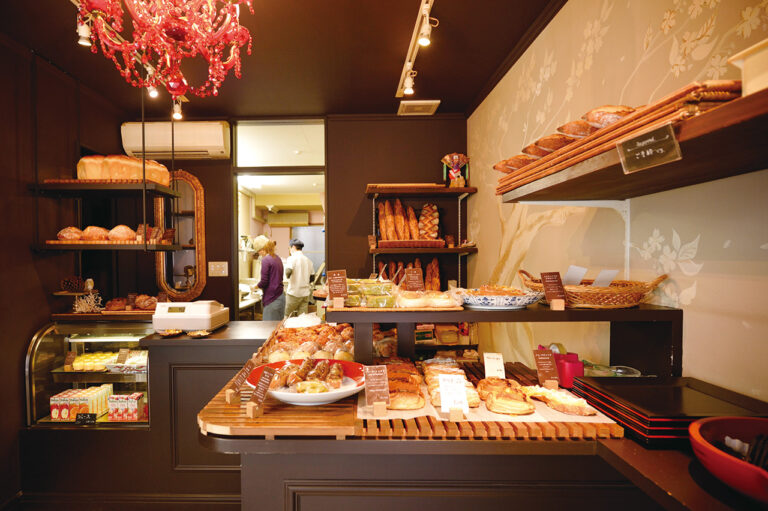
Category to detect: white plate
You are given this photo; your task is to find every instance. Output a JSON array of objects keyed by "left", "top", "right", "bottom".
[
  {"left": 268, "top": 376, "right": 364, "bottom": 406},
  {"left": 464, "top": 303, "right": 530, "bottom": 310}
]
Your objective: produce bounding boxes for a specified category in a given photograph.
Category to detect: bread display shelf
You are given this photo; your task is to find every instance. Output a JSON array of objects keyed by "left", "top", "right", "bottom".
[
  {"left": 502, "top": 87, "right": 768, "bottom": 202},
  {"left": 35, "top": 179, "right": 181, "bottom": 198},
  {"left": 198, "top": 362, "right": 623, "bottom": 441},
  {"left": 327, "top": 306, "right": 464, "bottom": 312},
  {"left": 377, "top": 239, "right": 446, "bottom": 249},
  {"left": 366, "top": 184, "right": 477, "bottom": 198},
  {"left": 415, "top": 343, "right": 479, "bottom": 352},
  {"left": 370, "top": 246, "right": 478, "bottom": 255},
  {"left": 51, "top": 367, "right": 147, "bottom": 384},
  {"left": 51, "top": 312, "right": 153, "bottom": 322},
  {"left": 39, "top": 241, "right": 180, "bottom": 251}
]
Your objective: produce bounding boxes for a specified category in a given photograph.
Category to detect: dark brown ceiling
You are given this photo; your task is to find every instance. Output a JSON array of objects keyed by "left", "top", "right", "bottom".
[{"left": 0, "top": 0, "right": 563, "bottom": 118}]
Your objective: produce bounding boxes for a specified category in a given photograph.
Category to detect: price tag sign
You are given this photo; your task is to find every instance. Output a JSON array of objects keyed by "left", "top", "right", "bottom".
[
  {"left": 75, "top": 413, "right": 97, "bottom": 425},
  {"left": 618, "top": 122, "right": 682, "bottom": 174},
  {"left": 246, "top": 366, "right": 276, "bottom": 418},
  {"left": 403, "top": 267, "right": 425, "bottom": 292},
  {"left": 226, "top": 358, "right": 258, "bottom": 393},
  {"left": 116, "top": 348, "right": 130, "bottom": 364},
  {"left": 438, "top": 374, "right": 469, "bottom": 414},
  {"left": 483, "top": 353, "right": 506, "bottom": 379},
  {"left": 363, "top": 365, "right": 390, "bottom": 406},
  {"left": 562, "top": 265, "right": 588, "bottom": 286},
  {"left": 533, "top": 349, "right": 560, "bottom": 386},
  {"left": 540, "top": 272, "right": 566, "bottom": 302},
  {"left": 592, "top": 269, "right": 619, "bottom": 287},
  {"left": 327, "top": 270, "right": 348, "bottom": 299}
]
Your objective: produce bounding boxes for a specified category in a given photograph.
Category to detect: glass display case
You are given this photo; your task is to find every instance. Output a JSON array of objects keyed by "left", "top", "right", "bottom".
[{"left": 26, "top": 321, "right": 153, "bottom": 428}]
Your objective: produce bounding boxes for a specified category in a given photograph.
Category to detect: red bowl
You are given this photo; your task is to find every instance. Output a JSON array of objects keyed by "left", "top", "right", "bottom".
[{"left": 689, "top": 417, "right": 768, "bottom": 503}]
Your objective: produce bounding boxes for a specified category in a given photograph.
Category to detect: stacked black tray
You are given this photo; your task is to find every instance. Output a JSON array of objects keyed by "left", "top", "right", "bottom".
[{"left": 572, "top": 377, "right": 768, "bottom": 448}]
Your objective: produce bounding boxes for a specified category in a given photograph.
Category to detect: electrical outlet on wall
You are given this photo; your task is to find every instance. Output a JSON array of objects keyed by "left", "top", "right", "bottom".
[{"left": 208, "top": 261, "right": 229, "bottom": 277}]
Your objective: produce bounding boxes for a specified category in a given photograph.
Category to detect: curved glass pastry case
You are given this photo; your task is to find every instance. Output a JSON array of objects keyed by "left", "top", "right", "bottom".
[{"left": 26, "top": 321, "right": 153, "bottom": 428}]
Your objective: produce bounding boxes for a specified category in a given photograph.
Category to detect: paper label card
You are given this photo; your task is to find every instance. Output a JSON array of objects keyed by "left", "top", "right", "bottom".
[
  {"left": 64, "top": 351, "right": 76, "bottom": 369},
  {"left": 533, "top": 349, "right": 560, "bottom": 386},
  {"left": 540, "top": 272, "right": 566, "bottom": 302},
  {"left": 364, "top": 365, "right": 390, "bottom": 405},
  {"left": 483, "top": 352, "right": 506, "bottom": 379},
  {"left": 618, "top": 122, "right": 682, "bottom": 174},
  {"left": 327, "top": 270, "right": 348, "bottom": 299},
  {"left": 562, "top": 265, "right": 588, "bottom": 286},
  {"left": 438, "top": 374, "right": 469, "bottom": 414},
  {"left": 403, "top": 267, "right": 425, "bottom": 291},
  {"left": 75, "top": 413, "right": 97, "bottom": 425},
  {"left": 248, "top": 366, "right": 276, "bottom": 407},
  {"left": 116, "top": 348, "right": 130, "bottom": 364},
  {"left": 226, "top": 358, "right": 257, "bottom": 392},
  {"left": 592, "top": 269, "right": 619, "bottom": 288}
]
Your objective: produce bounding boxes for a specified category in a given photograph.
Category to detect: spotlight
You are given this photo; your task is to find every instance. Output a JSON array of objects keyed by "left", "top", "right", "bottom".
[
  {"left": 403, "top": 75, "right": 415, "bottom": 95},
  {"left": 147, "top": 86, "right": 159, "bottom": 98},
  {"left": 77, "top": 21, "right": 91, "bottom": 47},
  {"left": 172, "top": 101, "right": 183, "bottom": 120},
  {"left": 417, "top": 21, "right": 432, "bottom": 47}
]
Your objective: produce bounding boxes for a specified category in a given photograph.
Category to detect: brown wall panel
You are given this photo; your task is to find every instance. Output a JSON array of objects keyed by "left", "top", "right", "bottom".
[{"left": 326, "top": 115, "right": 467, "bottom": 278}]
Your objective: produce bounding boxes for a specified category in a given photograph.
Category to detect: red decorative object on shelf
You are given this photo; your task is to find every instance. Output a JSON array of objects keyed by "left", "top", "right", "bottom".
[{"left": 77, "top": 0, "right": 254, "bottom": 99}]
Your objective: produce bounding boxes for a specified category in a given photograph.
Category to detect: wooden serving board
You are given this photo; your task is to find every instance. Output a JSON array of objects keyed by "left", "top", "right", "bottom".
[
  {"left": 326, "top": 306, "right": 463, "bottom": 312},
  {"left": 198, "top": 385, "right": 357, "bottom": 439}
]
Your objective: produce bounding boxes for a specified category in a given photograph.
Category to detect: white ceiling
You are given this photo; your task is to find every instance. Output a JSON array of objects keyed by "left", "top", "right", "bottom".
[{"left": 238, "top": 174, "right": 325, "bottom": 194}]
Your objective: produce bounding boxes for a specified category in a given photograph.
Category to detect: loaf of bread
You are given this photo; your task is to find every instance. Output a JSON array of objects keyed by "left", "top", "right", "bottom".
[
  {"left": 557, "top": 119, "right": 599, "bottom": 138},
  {"left": 387, "top": 391, "right": 425, "bottom": 410},
  {"left": 377, "top": 203, "right": 388, "bottom": 240},
  {"left": 522, "top": 143, "right": 550, "bottom": 158},
  {"left": 406, "top": 206, "right": 420, "bottom": 239},
  {"left": 135, "top": 294, "right": 157, "bottom": 311},
  {"left": 493, "top": 154, "right": 538, "bottom": 173},
  {"left": 76, "top": 156, "right": 106, "bottom": 179},
  {"left": 108, "top": 225, "right": 137, "bottom": 241},
  {"left": 534, "top": 133, "right": 577, "bottom": 153},
  {"left": 57, "top": 226, "right": 83, "bottom": 241},
  {"left": 104, "top": 298, "right": 127, "bottom": 311},
  {"left": 418, "top": 204, "right": 439, "bottom": 240},
  {"left": 383, "top": 201, "right": 397, "bottom": 241},
  {"left": 81, "top": 226, "right": 109, "bottom": 241},
  {"left": 582, "top": 105, "right": 635, "bottom": 128},
  {"left": 393, "top": 199, "right": 408, "bottom": 240}
]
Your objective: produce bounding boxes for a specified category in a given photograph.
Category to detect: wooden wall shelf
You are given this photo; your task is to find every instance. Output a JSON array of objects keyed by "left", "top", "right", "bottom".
[
  {"left": 33, "top": 181, "right": 181, "bottom": 199},
  {"left": 502, "top": 88, "right": 768, "bottom": 202},
  {"left": 37, "top": 243, "right": 180, "bottom": 252},
  {"left": 370, "top": 247, "right": 477, "bottom": 255},
  {"left": 51, "top": 313, "right": 153, "bottom": 322},
  {"left": 366, "top": 184, "right": 477, "bottom": 198}
]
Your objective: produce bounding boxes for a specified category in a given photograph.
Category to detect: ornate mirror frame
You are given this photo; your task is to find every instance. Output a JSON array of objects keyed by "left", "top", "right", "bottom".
[{"left": 154, "top": 170, "right": 207, "bottom": 301}]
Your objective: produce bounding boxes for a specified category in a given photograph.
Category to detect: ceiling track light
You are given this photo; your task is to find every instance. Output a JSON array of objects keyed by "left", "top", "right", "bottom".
[
  {"left": 395, "top": 0, "right": 437, "bottom": 98},
  {"left": 172, "top": 100, "right": 183, "bottom": 120},
  {"left": 148, "top": 86, "right": 159, "bottom": 98}
]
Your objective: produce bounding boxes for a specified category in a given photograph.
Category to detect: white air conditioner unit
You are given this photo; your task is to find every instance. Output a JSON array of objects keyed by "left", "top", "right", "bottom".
[{"left": 121, "top": 121, "right": 230, "bottom": 160}]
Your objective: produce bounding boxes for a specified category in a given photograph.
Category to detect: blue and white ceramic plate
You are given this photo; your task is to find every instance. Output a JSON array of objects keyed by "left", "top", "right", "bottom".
[{"left": 463, "top": 292, "right": 544, "bottom": 310}]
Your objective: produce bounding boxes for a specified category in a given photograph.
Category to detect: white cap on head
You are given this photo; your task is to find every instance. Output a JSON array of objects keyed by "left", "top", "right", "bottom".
[{"left": 251, "top": 235, "right": 269, "bottom": 253}]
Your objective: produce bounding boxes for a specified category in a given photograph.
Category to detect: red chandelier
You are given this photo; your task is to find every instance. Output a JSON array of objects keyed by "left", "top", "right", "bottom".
[{"left": 77, "top": 0, "right": 254, "bottom": 99}]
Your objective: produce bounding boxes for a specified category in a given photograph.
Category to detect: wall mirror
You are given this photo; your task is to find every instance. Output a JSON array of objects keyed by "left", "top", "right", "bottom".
[{"left": 154, "top": 170, "right": 207, "bottom": 300}]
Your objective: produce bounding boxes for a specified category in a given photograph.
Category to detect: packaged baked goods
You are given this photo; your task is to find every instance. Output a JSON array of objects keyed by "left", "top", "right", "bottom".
[
  {"left": 434, "top": 324, "right": 459, "bottom": 344},
  {"left": 57, "top": 226, "right": 83, "bottom": 241},
  {"left": 365, "top": 295, "right": 396, "bottom": 308},
  {"left": 425, "top": 291, "right": 461, "bottom": 308},
  {"left": 581, "top": 105, "right": 635, "bottom": 128},
  {"left": 396, "top": 290, "right": 428, "bottom": 308},
  {"left": 534, "top": 133, "right": 577, "bottom": 153},
  {"left": 344, "top": 294, "right": 363, "bottom": 307}
]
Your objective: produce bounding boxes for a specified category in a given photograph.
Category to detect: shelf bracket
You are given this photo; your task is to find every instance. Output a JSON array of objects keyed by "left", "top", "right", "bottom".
[{"left": 519, "top": 200, "right": 631, "bottom": 279}]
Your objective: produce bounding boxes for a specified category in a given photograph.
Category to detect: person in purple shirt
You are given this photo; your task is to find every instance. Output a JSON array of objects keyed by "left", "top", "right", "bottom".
[{"left": 257, "top": 240, "right": 285, "bottom": 320}]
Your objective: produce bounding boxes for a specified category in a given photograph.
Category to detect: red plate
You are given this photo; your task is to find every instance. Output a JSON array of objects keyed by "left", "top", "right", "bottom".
[
  {"left": 246, "top": 359, "right": 365, "bottom": 387},
  {"left": 689, "top": 417, "right": 768, "bottom": 502}
]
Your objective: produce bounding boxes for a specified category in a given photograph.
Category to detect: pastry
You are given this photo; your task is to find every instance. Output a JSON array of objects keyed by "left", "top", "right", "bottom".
[
  {"left": 426, "top": 292, "right": 456, "bottom": 308},
  {"left": 387, "top": 391, "right": 425, "bottom": 410},
  {"left": 108, "top": 225, "right": 137, "bottom": 242},
  {"left": 383, "top": 201, "right": 397, "bottom": 241},
  {"left": 81, "top": 226, "right": 109, "bottom": 241},
  {"left": 534, "top": 133, "right": 577, "bottom": 153},
  {"left": 476, "top": 377, "right": 509, "bottom": 400},
  {"left": 104, "top": 298, "right": 127, "bottom": 311},
  {"left": 57, "top": 226, "right": 83, "bottom": 241},
  {"left": 135, "top": 294, "right": 157, "bottom": 310},
  {"left": 76, "top": 155, "right": 105, "bottom": 180},
  {"left": 557, "top": 119, "right": 599, "bottom": 138},
  {"left": 486, "top": 393, "right": 535, "bottom": 415},
  {"left": 582, "top": 105, "right": 635, "bottom": 128},
  {"left": 430, "top": 387, "right": 481, "bottom": 408},
  {"left": 406, "top": 206, "right": 420, "bottom": 240},
  {"left": 393, "top": 199, "right": 408, "bottom": 240},
  {"left": 522, "top": 143, "right": 550, "bottom": 158},
  {"left": 521, "top": 385, "right": 597, "bottom": 416},
  {"left": 418, "top": 203, "right": 439, "bottom": 240},
  {"left": 396, "top": 291, "right": 428, "bottom": 308}
]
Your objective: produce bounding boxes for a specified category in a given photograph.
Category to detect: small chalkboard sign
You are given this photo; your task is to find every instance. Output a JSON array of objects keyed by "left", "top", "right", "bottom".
[
  {"left": 618, "top": 123, "right": 682, "bottom": 174},
  {"left": 364, "top": 365, "right": 390, "bottom": 406},
  {"left": 403, "top": 267, "right": 425, "bottom": 292},
  {"left": 540, "top": 272, "right": 566, "bottom": 302},
  {"left": 533, "top": 349, "right": 560, "bottom": 386},
  {"left": 246, "top": 366, "right": 277, "bottom": 418},
  {"left": 75, "top": 413, "right": 97, "bottom": 425}
]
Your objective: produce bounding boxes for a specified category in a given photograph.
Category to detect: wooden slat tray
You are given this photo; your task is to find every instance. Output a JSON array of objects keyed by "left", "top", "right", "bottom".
[
  {"left": 198, "top": 359, "right": 623, "bottom": 441},
  {"left": 377, "top": 239, "right": 445, "bottom": 248},
  {"left": 326, "top": 306, "right": 463, "bottom": 312},
  {"left": 46, "top": 240, "right": 172, "bottom": 245}
]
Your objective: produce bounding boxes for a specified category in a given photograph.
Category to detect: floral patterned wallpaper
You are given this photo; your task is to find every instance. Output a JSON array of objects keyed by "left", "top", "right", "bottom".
[{"left": 467, "top": 0, "right": 768, "bottom": 398}]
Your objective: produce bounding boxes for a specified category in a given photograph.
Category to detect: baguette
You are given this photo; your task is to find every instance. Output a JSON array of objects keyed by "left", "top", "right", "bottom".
[
  {"left": 383, "top": 201, "right": 397, "bottom": 241},
  {"left": 394, "top": 199, "right": 408, "bottom": 240},
  {"left": 406, "top": 206, "right": 420, "bottom": 239},
  {"left": 377, "top": 203, "right": 388, "bottom": 240}
]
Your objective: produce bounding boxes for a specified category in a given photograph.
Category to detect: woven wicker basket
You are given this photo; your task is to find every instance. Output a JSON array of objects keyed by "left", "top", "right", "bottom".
[{"left": 518, "top": 270, "right": 667, "bottom": 309}]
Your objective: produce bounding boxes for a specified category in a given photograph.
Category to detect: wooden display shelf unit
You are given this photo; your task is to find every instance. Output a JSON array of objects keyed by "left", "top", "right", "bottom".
[
  {"left": 502, "top": 88, "right": 768, "bottom": 202},
  {"left": 33, "top": 180, "right": 181, "bottom": 199},
  {"left": 370, "top": 246, "right": 478, "bottom": 255},
  {"left": 37, "top": 242, "right": 180, "bottom": 251}
]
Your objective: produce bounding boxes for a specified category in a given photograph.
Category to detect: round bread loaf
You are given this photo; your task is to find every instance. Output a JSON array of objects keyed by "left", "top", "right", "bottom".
[
  {"left": 108, "top": 225, "right": 137, "bottom": 241},
  {"left": 81, "top": 226, "right": 109, "bottom": 241},
  {"left": 57, "top": 226, "right": 83, "bottom": 241}
]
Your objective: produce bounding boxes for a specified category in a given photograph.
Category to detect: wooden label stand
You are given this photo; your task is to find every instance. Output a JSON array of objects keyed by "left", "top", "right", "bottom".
[{"left": 224, "top": 353, "right": 259, "bottom": 405}]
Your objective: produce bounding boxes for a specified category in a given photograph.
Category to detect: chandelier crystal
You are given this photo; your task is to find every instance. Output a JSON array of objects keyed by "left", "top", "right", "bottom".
[{"left": 77, "top": 0, "right": 254, "bottom": 99}]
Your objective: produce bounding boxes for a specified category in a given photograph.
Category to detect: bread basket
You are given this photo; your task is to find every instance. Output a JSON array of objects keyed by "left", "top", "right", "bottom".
[{"left": 518, "top": 270, "right": 667, "bottom": 309}]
